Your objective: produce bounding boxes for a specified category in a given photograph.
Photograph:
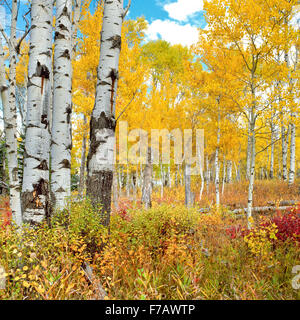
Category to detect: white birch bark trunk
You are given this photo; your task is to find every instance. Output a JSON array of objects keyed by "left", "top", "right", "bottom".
[
  {"left": 246, "top": 68, "right": 258, "bottom": 229},
  {"left": 132, "top": 170, "right": 136, "bottom": 201},
  {"left": 22, "top": 0, "right": 53, "bottom": 225},
  {"left": 184, "top": 163, "right": 193, "bottom": 208},
  {"left": 198, "top": 149, "right": 204, "bottom": 201},
  {"left": 86, "top": 0, "right": 129, "bottom": 226},
  {"left": 288, "top": 119, "right": 296, "bottom": 185},
  {"left": 281, "top": 124, "right": 289, "bottom": 181},
  {"left": 118, "top": 166, "right": 123, "bottom": 195},
  {"left": 78, "top": 115, "right": 87, "bottom": 196},
  {"left": 222, "top": 155, "right": 226, "bottom": 194},
  {"left": 246, "top": 119, "right": 251, "bottom": 180},
  {"left": 215, "top": 149, "right": 220, "bottom": 207},
  {"left": 237, "top": 160, "right": 241, "bottom": 182},
  {"left": 175, "top": 165, "right": 178, "bottom": 187},
  {"left": 206, "top": 156, "right": 210, "bottom": 195},
  {"left": 180, "top": 164, "right": 183, "bottom": 186},
  {"left": 167, "top": 165, "right": 170, "bottom": 187},
  {"left": 0, "top": 1, "right": 22, "bottom": 227},
  {"left": 226, "top": 160, "right": 232, "bottom": 183},
  {"left": 126, "top": 166, "right": 130, "bottom": 198},
  {"left": 269, "top": 122, "right": 274, "bottom": 179},
  {"left": 247, "top": 116, "right": 256, "bottom": 229},
  {"left": 51, "top": 0, "right": 73, "bottom": 210},
  {"left": 160, "top": 163, "right": 164, "bottom": 198},
  {"left": 72, "top": 0, "right": 82, "bottom": 55},
  {"left": 142, "top": 147, "right": 152, "bottom": 209},
  {"left": 215, "top": 107, "right": 221, "bottom": 206}
]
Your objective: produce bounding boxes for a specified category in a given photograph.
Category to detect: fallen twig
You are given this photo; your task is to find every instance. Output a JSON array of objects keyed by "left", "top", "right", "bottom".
[{"left": 82, "top": 262, "right": 107, "bottom": 300}]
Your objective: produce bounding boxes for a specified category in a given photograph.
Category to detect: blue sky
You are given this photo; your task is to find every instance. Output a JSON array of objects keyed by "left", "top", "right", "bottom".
[
  {"left": 126, "top": 0, "right": 207, "bottom": 46},
  {"left": 0, "top": 0, "right": 207, "bottom": 47}
]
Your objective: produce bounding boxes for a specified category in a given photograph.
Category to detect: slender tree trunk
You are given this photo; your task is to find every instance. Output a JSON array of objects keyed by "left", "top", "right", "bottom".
[
  {"left": 247, "top": 118, "right": 256, "bottom": 229},
  {"left": 237, "top": 160, "right": 241, "bottom": 182},
  {"left": 22, "top": 0, "right": 53, "bottom": 225},
  {"left": 160, "top": 163, "right": 164, "bottom": 198},
  {"left": 281, "top": 124, "right": 289, "bottom": 181},
  {"left": 226, "top": 160, "right": 232, "bottom": 183},
  {"left": 206, "top": 156, "right": 210, "bottom": 195},
  {"left": 222, "top": 155, "right": 226, "bottom": 194},
  {"left": 0, "top": 7, "right": 22, "bottom": 226},
  {"left": 233, "top": 161, "right": 238, "bottom": 181},
  {"left": 126, "top": 166, "right": 130, "bottom": 198},
  {"left": 139, "top": 163, "right": 143, "bottom": 189},
  {"left": 215, "top": 108, "right": 221, "bottom": 206},
  {"left": 180, "top": 164, "right": 183, "bottom": 186},
  {"left": 288, "top": 119, "right": 296, "bottom": 185},
  {"left": 246, "top": 119, "right": 251, "bottom": 180},
  {"left": 78, "top": 115, "right": 88, "bottom": 196},
  {"left": 132, "top": 170, "right": 136, "bottom": 201},
  {"left": 113, "top": 164, "right": 118, "bottom": 209},
  {"left": 51, "top": 0, "right": 72, "bottom": 210},
  {"left": 142, "top": 147, "right": 152, "bottom": 209},
  {"left": 175, "top": 165, "right": 178, "bottom": 187},
  {"left": 118, "top": 166, "right": 123, "bottom": 195},
  {"left": 167, "top": 165, "right": 171, "bottom": 187},
  {"left": 72, "top": 0, "right": 82, "bottom": 55},
  {"left": 269, "top": 122, "right": 274, "bottom": 179},
  {"left": 278, "top": 147, "right": 281, "bottom": 179},
  {"left": 215, "top": 149, "right": 220, "bottom": 207},
  {"left": 199, "top": 150, "right": 204, "bottom": 201},
  {"left": 86, "top": 0, "right": 129, "bottom": 226},
  {"left": 184, "top": 163, "right": 193, "bottom": 207}
]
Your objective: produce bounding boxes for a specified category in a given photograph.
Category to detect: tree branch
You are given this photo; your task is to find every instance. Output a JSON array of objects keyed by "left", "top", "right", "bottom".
[
  {"left": 0, "top": 22, "right": 11, "bottom": 48},
  {"left": 123, "top": 0, "right": 131, "bottom": 18},
  {"left": 15, "top": 9, "right": 32, "bottom": 54},
  {"left": 116, "top": 90, "right": 137, "bottom": 122},
  {"left": 15, "top": 25, "right": 32, "bottom": 54}
]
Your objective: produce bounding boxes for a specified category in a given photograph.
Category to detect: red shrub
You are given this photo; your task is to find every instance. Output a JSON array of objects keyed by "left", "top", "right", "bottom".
[
  {"left": 1, "top": 200, "right": 12, "bottom": 229},
  {"left": 225, "top": 224, "right": 248, "bottom": 239},
  {"left": 271, "top": 206, "right": 300, "bottom": 243},
  {"left": 225, "top": 205, "right": 300, "bottom": 243},
  {"left": 118, "top": 208, "right": 131, "bottom": 221}
]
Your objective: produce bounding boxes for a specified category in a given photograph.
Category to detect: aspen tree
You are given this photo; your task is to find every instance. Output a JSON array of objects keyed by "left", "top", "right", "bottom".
[
  {"left": 142, "top": 147, "right": 152, "bottom": 209},
  {"left": 51, "top": 0, "right": 73, "bottom": 210},
  {"left": 86, "top": 0, "right": 131, "bottom": 226},
  {"left": 22, "top": 0, "right": 53, "bottom": 225},
  {"left": 0, "top": 0, "right": 23, "bottom": 226}
]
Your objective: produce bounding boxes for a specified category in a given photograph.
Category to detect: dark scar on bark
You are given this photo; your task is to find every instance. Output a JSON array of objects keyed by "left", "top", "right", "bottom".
[
  {"left": 34, "top": 159, "right": 48, "bottom": 171},
  {"left": 59, "top": 159, "right": 71, "bottom": 169},
  {"left": 109, "top": 69, "right": 118, "bottom": 114},
  {"left": 108, "top": 35, "right": 121, "bottom": 50},
  {"left": 41, "top": 114, "right": 49, "bottom": 129},
  {"left": 22, "top": 178, "right": 51, "bottom": 226},
  {"left": 34, "top": 61, "right": 50, "bottom": 95},
  {"left": 87, "top": 112, "right": 116, "bottom": 167}
]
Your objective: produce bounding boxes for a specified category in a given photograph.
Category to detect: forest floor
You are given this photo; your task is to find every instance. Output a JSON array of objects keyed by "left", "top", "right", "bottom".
[
  {"left": 0, "top": 180, "right": 299, "bottom": 300},
  {"left": 118, "top": 179, "right": 300, "bottom": 210}
]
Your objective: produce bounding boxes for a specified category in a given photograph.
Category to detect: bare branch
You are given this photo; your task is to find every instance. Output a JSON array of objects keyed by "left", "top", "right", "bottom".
[
  {"left": 15, "top": 25, "right": 32, "bottom": 54},
  {"left": 123, "top": 0, "right": 131, "bottom": 18},
  {"left": 116, "top": 90, "right": 137, "bottom": 122},
  {"left": 0, "top": 22, "right": 11, "bottom": 47}
]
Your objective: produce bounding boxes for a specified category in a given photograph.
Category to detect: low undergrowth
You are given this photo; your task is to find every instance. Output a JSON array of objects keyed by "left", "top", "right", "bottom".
[{"left": 0, "top": 197, "right": 299, "bottom": 300}]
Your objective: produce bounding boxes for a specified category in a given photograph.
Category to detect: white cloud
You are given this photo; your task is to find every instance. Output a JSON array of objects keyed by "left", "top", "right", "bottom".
[
  {"left": 0, "top": 6, "right": 6, "bottom": 25},
  {"left": 164, "top": 0, "right": 204, "bottom": 21},
  {"left": 146, "top": 19, "right": 199, "bottom": 47}
]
